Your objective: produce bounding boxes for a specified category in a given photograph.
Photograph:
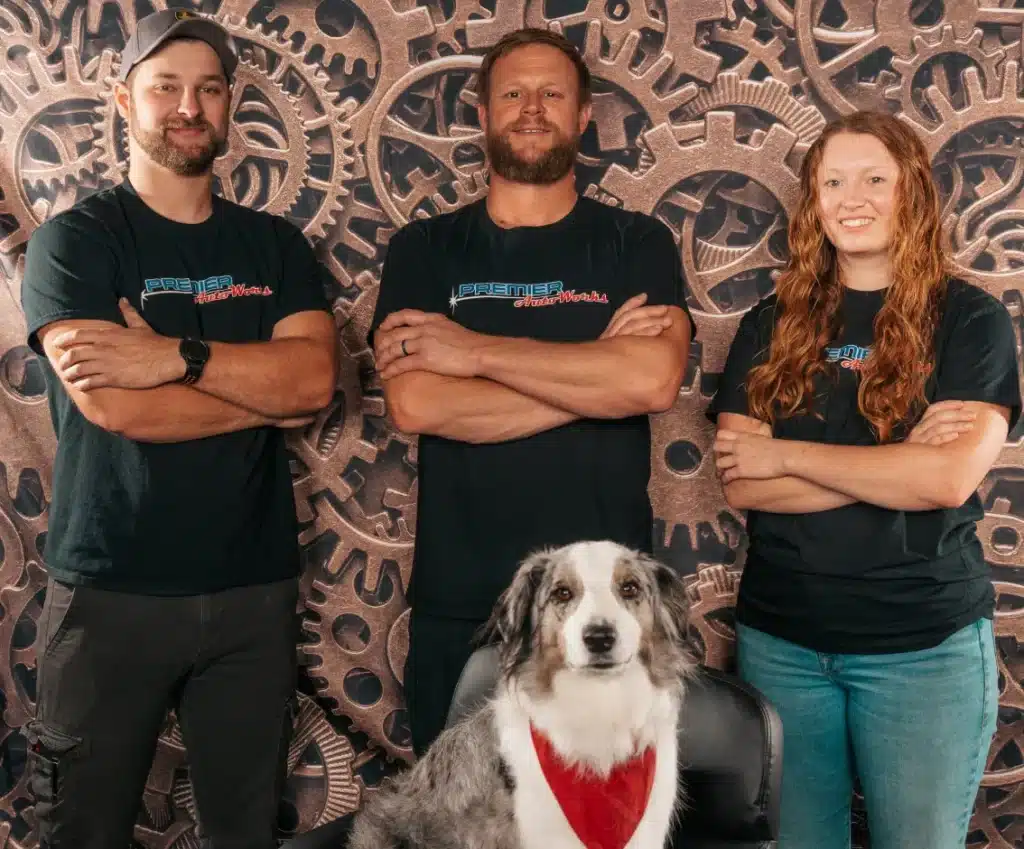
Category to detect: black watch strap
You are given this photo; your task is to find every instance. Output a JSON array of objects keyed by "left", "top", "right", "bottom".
[{"left": 179, "top": 338, "right": 210, "bottom": 385}]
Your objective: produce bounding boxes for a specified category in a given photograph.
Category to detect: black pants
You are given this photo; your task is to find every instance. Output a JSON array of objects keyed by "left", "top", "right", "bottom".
[
  {"left": 405, "top": 609, "right": 486, "bottom": 757},
  {"left": 28, "top": 576, "right": 299, "bottom": 849}
]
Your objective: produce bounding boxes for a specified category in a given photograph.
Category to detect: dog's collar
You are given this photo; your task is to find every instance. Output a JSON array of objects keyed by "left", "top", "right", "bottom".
[{"left": 529, "top": 724, "right": 656, "bottom": 849}]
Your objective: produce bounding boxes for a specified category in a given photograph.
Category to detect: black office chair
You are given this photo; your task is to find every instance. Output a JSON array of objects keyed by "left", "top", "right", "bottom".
[{"left": 282, "top": 645, "right": 783, "bottom": 849}]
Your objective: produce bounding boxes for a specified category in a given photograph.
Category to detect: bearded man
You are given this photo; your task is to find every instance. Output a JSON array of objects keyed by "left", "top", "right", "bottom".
[
  {"left": 369, "top": 27, "right": 695, "bottom": 755},
  {"left": 20, "top": 10, "right": 338, "bottom": 847}
]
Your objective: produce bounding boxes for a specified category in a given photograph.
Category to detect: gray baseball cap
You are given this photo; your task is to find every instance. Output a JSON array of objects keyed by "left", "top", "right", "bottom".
[{"left": 118, "top": 9, "right": 238, "bottom": 82}]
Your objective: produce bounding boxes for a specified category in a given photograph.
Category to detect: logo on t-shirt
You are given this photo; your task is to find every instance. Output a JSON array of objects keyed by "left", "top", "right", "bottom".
[
  {"left": 141, "top": 275, "right": 272, "bottom": 307},
  {"left": 449, "top": 281, "right": 609, "bottom": 310},
  {"left": 825, "top": 343, "right": 871, "bottom": 371}
]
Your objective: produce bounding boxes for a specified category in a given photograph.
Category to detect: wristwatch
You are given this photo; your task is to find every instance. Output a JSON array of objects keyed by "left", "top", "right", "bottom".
[{"left": 178, "top": 337, "right": 210, "bottom": 385}]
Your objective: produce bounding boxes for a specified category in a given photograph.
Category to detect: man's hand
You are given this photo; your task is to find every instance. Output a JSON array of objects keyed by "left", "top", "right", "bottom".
[
  {"left": 52, "top": 299, "right": 183, "bottom": 391},
  {"left": 600, "top": 293, "right": 673, "bottom": 339},
  {"left": 374, "top": 310, "right": 489, "bottom": 380},
  {"left": 713, "top": 429, "right": 791, "bottom": 484},
  {"left": 906, "top": 400, "right": 976, "bottom": 446}
]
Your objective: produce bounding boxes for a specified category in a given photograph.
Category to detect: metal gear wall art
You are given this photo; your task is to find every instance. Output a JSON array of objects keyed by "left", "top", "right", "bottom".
[{"left": 0, "top": 1, "right": 1021, "bottom": 846}]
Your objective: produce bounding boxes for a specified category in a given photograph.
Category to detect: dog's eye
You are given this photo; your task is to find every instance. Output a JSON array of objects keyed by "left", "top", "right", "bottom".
[
  {"left": 552, "top": 586, "right": 573, "bottom": 604},
  {"left": 620, "top": 580, "right": 641, "bottom": 599}
]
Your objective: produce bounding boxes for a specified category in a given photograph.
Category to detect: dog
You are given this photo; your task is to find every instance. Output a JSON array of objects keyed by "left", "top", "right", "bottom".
[{"left": 347, "top": 540, "right": 696, "bottom": 849}]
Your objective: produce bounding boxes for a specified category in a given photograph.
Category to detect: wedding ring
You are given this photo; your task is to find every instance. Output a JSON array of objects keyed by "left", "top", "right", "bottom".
[{"left": 401, "top": 339, "right": 409, "bottom": 356}]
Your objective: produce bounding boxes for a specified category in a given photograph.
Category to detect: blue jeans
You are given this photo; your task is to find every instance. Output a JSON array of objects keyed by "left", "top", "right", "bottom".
[{"left": 736, "top": 619, "right": 997, "bottom": 849}]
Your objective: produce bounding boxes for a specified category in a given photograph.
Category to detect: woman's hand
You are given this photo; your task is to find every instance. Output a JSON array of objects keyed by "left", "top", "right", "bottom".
[{"left": 713, "top": 430, "right": 791, "bottom": 483}]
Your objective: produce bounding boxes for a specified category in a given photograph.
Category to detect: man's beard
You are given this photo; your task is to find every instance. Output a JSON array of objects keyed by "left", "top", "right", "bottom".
[
  {"left": 130, "top": 112, "right": 226, "bottom": 177},
  {"left": 486, "top": 122, "right": 578, "bottom": 185}
]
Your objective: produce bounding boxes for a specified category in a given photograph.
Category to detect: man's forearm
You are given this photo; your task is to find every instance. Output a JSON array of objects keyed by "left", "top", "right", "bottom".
[
  {"left": 783, "top": 441, "right": 956, "bottom": 510},
  {"left": 475, "top": 336, "right": 682, "bottom": 419},
  {"left": 194, "top": 338, "right": 335, "bottom": 418},
  {"left": 106, "top": 385, "right": 270, "bottom": 442},
  {"left": 386, "top": 372, "right": 578, "bottom": 443},
  {"left": 724, "top": 477, "right": 856, "bottom": 513}
]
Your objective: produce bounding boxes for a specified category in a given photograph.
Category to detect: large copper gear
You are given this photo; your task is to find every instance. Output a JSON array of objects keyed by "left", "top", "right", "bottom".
[
  {"left": 363, "top": 54, "right": 485, "bottom": 228},
  {"left": 900, "top": 62, "right": 1024, "bottom": 298},
  {"left": 219, "top": 0, "right": 438, "bottom": 144},
  {"left": 790, "top": 0, "right": 1024, "bottom": 116},
  {"left": 883, "top": 25, "right": 1008, "bottom": 128},
  {"left": 0, "top": 45, "right": 116, "bottom": 255},
  {"left": 466, "top": 0, "right": 732, "bottom": 85},
  {"left": 596, "top": 113, "right": 801, "bottom": 378},
  {"left": 303, "top": 553, "right": 413, "bottom": 763},
  {"left": 92, "top": 55, "right": 311, "bottom": 217}
]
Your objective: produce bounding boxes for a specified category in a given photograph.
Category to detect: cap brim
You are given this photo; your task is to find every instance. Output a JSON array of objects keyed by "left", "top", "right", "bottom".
[{"left": 119, "top": 19, "right": 237, "bottom": 81}]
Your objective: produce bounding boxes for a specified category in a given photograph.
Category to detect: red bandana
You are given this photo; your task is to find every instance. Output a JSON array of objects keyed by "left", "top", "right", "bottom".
[{"left": 530, "top": 724, "right": 656, "bottom": 849}]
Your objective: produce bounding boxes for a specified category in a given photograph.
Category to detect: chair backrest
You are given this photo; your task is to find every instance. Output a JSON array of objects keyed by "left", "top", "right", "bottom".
[{"left": 447, "top": 645, "right": 783, "bottom": 849}]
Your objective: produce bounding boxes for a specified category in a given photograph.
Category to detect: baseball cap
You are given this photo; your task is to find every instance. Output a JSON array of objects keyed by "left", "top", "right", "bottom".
[{"left": 118, "top": 9, "right": 238, "bottom": 82}]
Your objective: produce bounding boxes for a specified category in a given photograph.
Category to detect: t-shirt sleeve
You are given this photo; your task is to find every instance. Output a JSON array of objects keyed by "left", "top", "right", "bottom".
[
  {"left": 367, "top": 222, "right": 435, "bottom": 349},
  {"left": 620, "top": 217, "right": 696, "bottom": 338},
  {"left": 933, "top": 290, "right": 1022, "bottom": 432},
  {"left": 21, "top": 213, "right": 123, "bottom": 356},
  {"left": 706, "top": 304, "right": 771, "bottom": 422},
  {"left": 271, "top": 220, "right": 333, "bottom": 325}
]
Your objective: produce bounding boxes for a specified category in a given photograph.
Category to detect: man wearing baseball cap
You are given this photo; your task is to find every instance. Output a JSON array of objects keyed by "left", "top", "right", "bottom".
[{"left": 21, "top": 10, "right": 337, "bottom": 848}]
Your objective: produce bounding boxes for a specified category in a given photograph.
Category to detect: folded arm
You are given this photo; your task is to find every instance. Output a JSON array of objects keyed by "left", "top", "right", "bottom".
[
  {"left": 716, "top": 402, "right": 1010, "bottom": 511},
  {"left": 716, "top": 413, "right": 856, "bottom": 513},
  {"left": 39, "top": 320, "right": 286, "bottom": 442},
  {"left": 780, "top": 402, "right": 1010, "bottom": 510},
  {"left": 472, "top": 309, "right": 690, "bottom": 418},
  {"left": 383, "top": 372, "right": 577, "bottom": 442},
  {"left": 193, "top": 310, "right": 338, "bottom": 417}
]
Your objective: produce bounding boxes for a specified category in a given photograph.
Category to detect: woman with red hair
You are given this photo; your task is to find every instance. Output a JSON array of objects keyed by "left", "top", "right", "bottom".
[{"left": 709, "top": 111, "right": 1020, "bottom": 848}]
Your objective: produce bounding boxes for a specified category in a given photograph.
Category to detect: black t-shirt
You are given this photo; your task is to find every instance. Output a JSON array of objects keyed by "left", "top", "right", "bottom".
[
  {"left": 708, "top": 280, "right": 1022, "bottom": 653},
  {"left": 369, "top": 197, "right": 695, "bottom": 619},
  {"left": 21, "top": 181, "right": 331, "bottom": 595}
]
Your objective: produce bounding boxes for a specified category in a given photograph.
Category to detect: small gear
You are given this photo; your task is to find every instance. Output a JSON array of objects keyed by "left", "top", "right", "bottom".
[
  {"left": 0, "top": 45, "right": 116, "bottom": 255},
  {"left": 884, "top": 25, "right": 1007, "bottom": 128},
  {"left": 573, "top": 19, "right": 699, "bottom": 152},
  {"left": 900, "top": 61, "right": 1024, "bottom": 294},
  {"left": 682, "top": 564, "right": 742, "bottom": 670},
  {"left": 303, "top": 554, "right": 413, "bottom": 763},
  {"left": 649, "top": 381, "right": 746, "bottom": 574},
  {"left": 978, "top": 497, "right": 1024, "bottom": 572},
  {"left": 0, "top": 464, "right": 48, "bottom": 731},
  {"left": 596, "top": 113, "right": 801, "bottom": 378},
  {"left": 412, "top": 0, "right": 490, "bottom": 61},
  {"left": 0, "top": 0, "right": 60, "bottom": 71},
  {"left": 708, "top": 16, "right": 804, "bottom": 89}
]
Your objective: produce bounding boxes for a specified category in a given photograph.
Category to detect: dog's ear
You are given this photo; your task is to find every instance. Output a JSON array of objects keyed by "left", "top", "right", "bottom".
[
  {"left": 652, "top": 560, "right": 691, "bottom": 646},
  {"left": 481, "top": 551, "right": 549, "bottom": 672}
]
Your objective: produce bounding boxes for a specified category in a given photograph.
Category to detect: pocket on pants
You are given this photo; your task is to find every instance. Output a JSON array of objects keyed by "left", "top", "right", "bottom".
[
  {"left": 37, "top": 581, "right": 78, "bottom": 658},
  {"left": 25, "top": 720, "right": 84, "bottom": 840}
]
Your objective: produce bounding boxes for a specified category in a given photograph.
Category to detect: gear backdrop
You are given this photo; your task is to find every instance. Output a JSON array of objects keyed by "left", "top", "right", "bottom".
[{"left": 0, "top": 0, "right": 1022, "bottom": 845}]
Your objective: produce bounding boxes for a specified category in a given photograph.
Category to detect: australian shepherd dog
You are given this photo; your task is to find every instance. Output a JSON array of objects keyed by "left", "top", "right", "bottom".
[{"left": 347, "top": 540, "right": 696, "bottom": 849}]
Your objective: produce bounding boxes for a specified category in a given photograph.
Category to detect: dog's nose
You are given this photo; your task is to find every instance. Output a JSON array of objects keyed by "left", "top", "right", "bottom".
[{"left": 583, "top": 623, "right": 616, "bottom": 654}]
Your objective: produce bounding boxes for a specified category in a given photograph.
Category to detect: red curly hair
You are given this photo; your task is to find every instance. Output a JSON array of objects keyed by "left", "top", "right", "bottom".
[{"left": 745, "top": 111, "right": 948, "bottom": 442}]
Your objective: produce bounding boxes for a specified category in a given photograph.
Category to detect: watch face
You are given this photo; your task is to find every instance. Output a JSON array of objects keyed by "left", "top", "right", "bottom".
[{"left": 181, "top": 338, "right": 209, "bottom": 362}]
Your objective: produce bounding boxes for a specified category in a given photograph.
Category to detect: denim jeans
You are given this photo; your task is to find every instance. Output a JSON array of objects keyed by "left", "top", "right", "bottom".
[{"left": 736, "top": 618, "right": 997, "bottom": 849}]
